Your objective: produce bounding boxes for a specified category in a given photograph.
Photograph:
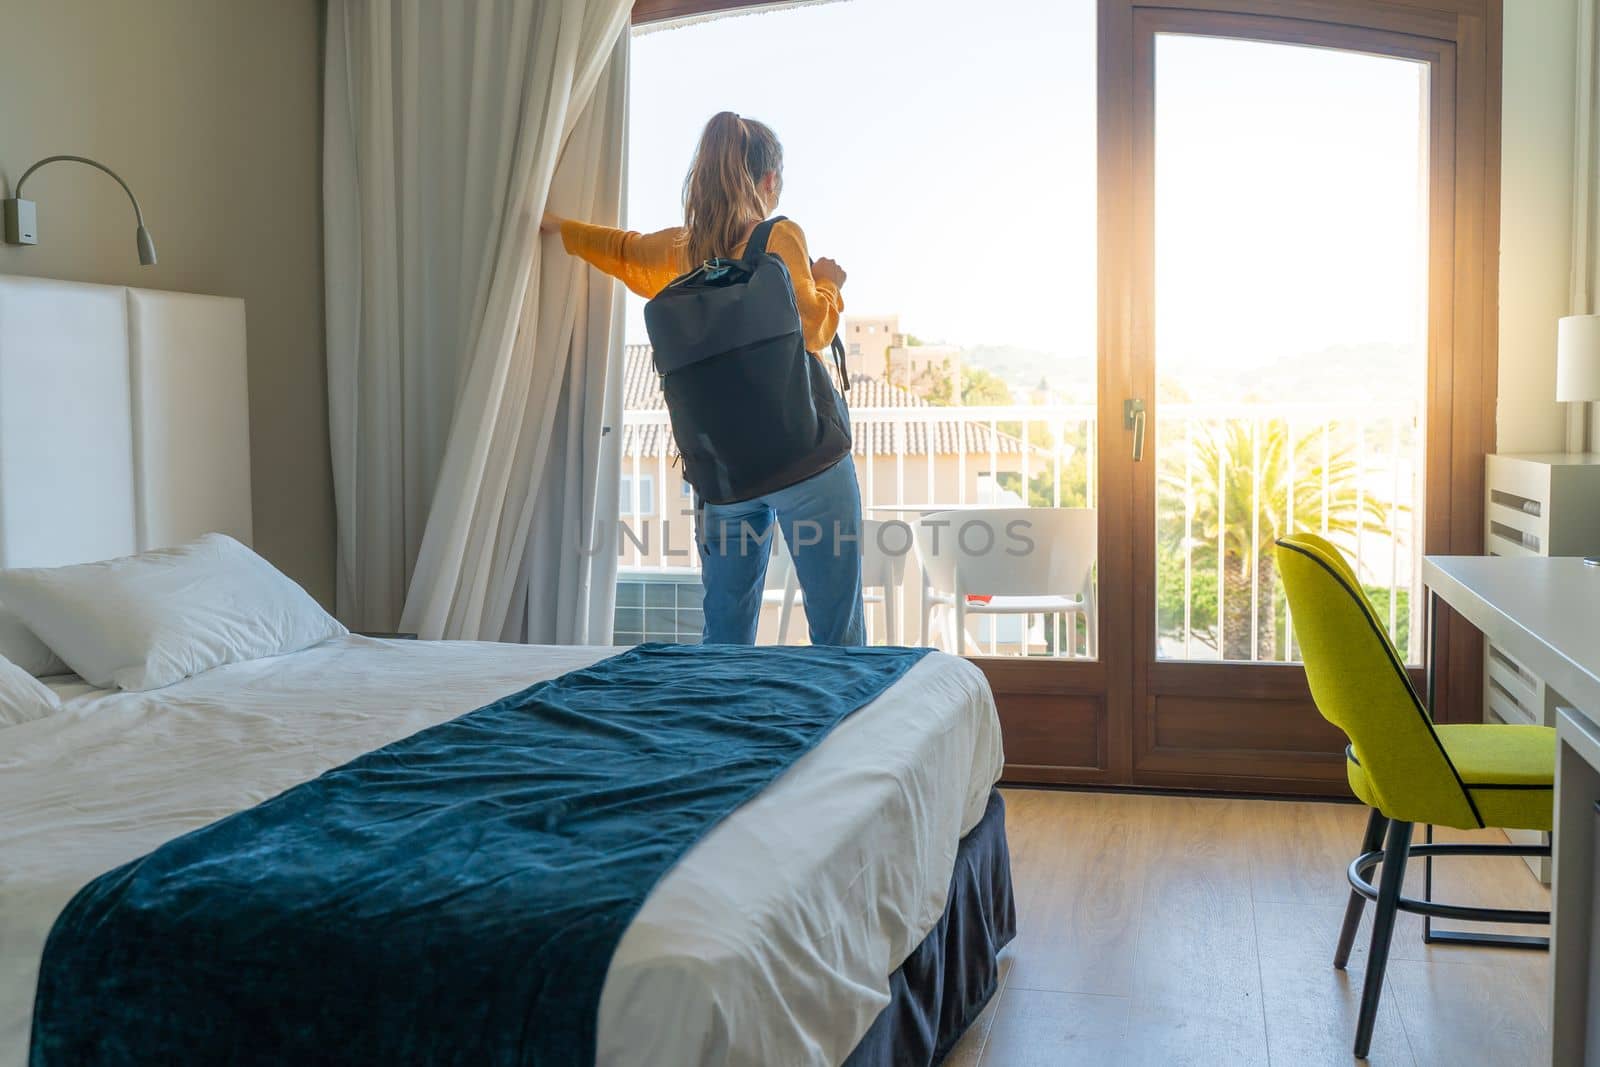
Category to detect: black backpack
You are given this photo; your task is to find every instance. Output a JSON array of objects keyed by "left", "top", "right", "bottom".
[{"left": 643, "top": 216, "right": 851, "bottom": 505}]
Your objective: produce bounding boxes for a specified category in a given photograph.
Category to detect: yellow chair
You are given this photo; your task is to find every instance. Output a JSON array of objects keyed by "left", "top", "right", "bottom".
[{"left": 1276, "top": 533, "right": 1553, "bottom": 1059}]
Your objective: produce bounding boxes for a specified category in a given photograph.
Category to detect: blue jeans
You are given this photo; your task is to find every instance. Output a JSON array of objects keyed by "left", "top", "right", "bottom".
[{"left": 696, "top": 456, "right": 865, "bottom": 646}]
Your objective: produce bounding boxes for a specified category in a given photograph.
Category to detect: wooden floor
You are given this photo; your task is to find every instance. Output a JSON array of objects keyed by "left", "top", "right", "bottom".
[{"left": 947, "top": 788, "right": 1552, "bottom": 1067}]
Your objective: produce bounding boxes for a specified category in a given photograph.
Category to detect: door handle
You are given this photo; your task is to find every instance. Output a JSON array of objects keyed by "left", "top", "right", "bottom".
[{"left": 1124, "top": 398, "right": 1146, "bottom": 462}]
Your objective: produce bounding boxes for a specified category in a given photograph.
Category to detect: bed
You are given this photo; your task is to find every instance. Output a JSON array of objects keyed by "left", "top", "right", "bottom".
[{"left": 0, "top": 275, "right": 1012, "bottom": 1065}]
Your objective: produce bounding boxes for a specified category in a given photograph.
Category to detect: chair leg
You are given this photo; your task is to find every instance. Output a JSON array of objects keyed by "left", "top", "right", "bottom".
[
  {"left": 1335, "top": 807, "right": 1390, "bottom": 970},
  {"left": 1420, "top": 822, "right": 1552, "bottom": 950},
  {"left": 1085, "top": 590, "right": 1098, "bottom": 659},
  {"left": 1355, "top": 819, "right": 1413, "bottom": 1059},
  {"left": 777, "top": 575, "right": 799, "bottom": 644},
  {"left": 884, "top": 581, "right": 899, "bottom": 647}
]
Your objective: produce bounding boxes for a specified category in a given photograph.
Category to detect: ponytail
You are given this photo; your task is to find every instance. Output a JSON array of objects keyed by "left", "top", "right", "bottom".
[{"left": 682, "top": 111, "right": 783, "bottom": 267}]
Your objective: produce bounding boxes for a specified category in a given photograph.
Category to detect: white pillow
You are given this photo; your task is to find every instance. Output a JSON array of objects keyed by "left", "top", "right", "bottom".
[
  {"left": 0, "top": 533, "right": 347, "bottom": 691},
  {"left": 0, "top": 601, "right": 70, "bottom": 676},
  {"left": 0, "top": 652, "right": 61, "bottom": 725}
]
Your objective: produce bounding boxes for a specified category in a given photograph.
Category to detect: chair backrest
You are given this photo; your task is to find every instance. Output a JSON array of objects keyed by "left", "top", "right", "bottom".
[
  {"left": 1288, "top": 531, "right": 1359, "bottom": 586},
  {"left": 1287, "top": 531, "right": 1409, "bottom": 666},
  {"left": 916, "top": 508, "right": 1096, "bottom": 599},
  {"left": 768, "top": 520, "right": 906, "bottom": 593},
  {"left": 1275, "top": 534, "right": 1481, "bottom": 827},
  {"left": 860, "top": 519, "right": 907, "bottom": 591},
  {"left": 765, "top": 530, "right": 795, "bottom": 591}
]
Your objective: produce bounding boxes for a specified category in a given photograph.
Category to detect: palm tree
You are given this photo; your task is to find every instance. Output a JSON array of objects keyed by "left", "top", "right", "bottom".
[{"left": 1158, "top": 418, "right": 1398, "bottom": 661}]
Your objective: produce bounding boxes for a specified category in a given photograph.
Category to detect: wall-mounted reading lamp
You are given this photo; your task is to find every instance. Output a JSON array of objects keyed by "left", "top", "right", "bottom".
[{"left": 2, "top": 155, "right": 157, "bottom": 265}]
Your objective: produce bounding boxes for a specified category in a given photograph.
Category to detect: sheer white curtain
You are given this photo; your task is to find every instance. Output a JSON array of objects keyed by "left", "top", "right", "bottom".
[{"left": 325, "top": 0, "right": 631, "bottom": 640}]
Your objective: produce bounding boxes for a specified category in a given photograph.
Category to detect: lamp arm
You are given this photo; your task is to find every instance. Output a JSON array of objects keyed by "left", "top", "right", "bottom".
[{"left": 15, "top": 155, "right": 147, "bottom": 227}]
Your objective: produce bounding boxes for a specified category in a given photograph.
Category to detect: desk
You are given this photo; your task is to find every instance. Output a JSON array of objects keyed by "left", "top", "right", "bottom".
[{"left": 1423, "top": 555, "right": 1600, "bottom": 1065}]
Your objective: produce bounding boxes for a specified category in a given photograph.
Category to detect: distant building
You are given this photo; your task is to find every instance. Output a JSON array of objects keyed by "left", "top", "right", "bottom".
[
  {"left": 887, "top": 342, "right": 961, "bottom": 399},
  {"left": 843, "top": 314, "right": 900, "bottom": 377},
  {"left": 845, "top": 314, "right": 965, "bottom": 400},
  {"left": 843, "top": 314, "right": 964, "bottom": 399}
]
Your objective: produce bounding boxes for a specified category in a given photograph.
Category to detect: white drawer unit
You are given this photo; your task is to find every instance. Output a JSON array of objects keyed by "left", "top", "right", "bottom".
[
  {"left": 1484, "top": 453, "right": 1600, "bottom": 559},
  {"left": 1482, "top": 453, "right": 1600, "bottom": 881}
]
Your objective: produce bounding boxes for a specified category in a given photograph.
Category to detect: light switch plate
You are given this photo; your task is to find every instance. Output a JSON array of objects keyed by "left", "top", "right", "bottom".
[{"left": 3, "top": 198, "right": 38, "bottom": 245}]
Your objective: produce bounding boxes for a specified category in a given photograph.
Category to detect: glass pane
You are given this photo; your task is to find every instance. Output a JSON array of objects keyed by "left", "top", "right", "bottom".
[
  {"left": 1152, "top": 35, "right": 1428, "bottom": 664},
  {"left": 615, "top": 0, "right": 1098, "bottom": 656}
]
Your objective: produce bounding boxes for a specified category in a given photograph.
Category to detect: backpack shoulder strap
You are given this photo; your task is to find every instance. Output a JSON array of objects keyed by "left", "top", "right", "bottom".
[{"left": 742, "top": 215, "right": 787, "bottom": 262}]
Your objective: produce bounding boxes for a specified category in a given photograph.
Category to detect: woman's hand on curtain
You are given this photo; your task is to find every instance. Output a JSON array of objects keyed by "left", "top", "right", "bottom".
[{"left": 540, "top": 211, "right": 565, "bottom": 235}]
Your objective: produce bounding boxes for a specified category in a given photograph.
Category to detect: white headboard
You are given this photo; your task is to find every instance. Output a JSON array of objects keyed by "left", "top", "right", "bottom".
[{"left": 0, "top": 275, "right": 252, "bottom": 568}]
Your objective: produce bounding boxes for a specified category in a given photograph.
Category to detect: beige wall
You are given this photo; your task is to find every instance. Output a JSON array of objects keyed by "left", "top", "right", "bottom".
[
  {"left": 0, "top": 0, "right": 333, "bottom": 604},
  {"left": 1499, "top": 0, "right": 1581, "bottom": 453}
]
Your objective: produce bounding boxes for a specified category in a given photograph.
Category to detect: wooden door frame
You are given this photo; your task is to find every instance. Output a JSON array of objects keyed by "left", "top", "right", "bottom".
[{"left": 1103, "top": 0, "right": 1500, "bottom": 793}]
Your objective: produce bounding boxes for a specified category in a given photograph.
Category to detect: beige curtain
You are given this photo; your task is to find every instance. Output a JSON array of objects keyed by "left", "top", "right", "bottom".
[{"left": 325, "top": 0, "right": 632, "bottom": 640}]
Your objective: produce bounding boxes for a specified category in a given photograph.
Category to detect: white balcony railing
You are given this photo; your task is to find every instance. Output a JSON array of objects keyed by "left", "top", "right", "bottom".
[{"left": 617, "top": 401, "right": 1421, "bottom": 661}]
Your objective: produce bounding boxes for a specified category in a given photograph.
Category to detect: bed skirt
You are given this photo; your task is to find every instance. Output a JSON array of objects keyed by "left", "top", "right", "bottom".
[{"left": 843, "top": 788, "right": 1015, "bottom": 1067}]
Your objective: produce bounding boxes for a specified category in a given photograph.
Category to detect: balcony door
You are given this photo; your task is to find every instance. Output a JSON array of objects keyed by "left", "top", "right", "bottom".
[
  {"left": 625, "top": 0, "right": 1499, "bottom": 794},
  {"left": 1089, "top": 0, "right": 1498, "bottom": 793}
]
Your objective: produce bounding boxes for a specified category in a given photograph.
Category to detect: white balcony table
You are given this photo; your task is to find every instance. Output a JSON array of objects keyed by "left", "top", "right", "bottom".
[
  {"left": 1421, "top": 555, "right": 1600, "bottom": 1066},
  {"left": 866, "top": 503, "right": 1005, "bottom": 514}
]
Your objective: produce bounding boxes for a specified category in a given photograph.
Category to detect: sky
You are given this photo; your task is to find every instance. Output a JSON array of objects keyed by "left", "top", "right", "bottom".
[
  {"left": 1153, "top": 35, "right": 1428, "bottom": 384},
  {"left": 623, "top": 0, "right": 1428, "bottom": 393}
]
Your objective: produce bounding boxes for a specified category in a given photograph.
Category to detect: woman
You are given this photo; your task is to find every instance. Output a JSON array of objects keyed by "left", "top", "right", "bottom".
[{"left": 543, "top": 111, "right": 864, "bottom": 647}]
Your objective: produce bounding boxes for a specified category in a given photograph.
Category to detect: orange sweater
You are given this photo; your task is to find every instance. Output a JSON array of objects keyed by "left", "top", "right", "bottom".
[{"left": 560, "top": 218, "right": 844, "bottom": 353}]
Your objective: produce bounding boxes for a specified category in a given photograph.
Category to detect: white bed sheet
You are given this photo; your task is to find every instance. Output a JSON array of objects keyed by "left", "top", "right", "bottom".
[{"left": 0, "top": 637, "right": 1002, "bottom": 1066}]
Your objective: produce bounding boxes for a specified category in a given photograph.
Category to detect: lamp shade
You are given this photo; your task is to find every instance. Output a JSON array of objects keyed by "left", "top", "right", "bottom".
[{"left": 1558, "top": 315, "right": 1600, "bottom": 402}]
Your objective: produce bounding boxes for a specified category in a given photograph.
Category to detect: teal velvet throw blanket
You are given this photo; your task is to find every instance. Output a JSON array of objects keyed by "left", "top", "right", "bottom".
[{"left": 29, "top": 643, "right": 932, "bottom": 1066}]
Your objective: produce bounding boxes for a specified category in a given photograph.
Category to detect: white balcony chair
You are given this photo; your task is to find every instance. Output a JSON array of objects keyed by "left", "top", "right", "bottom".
[
  {"left": 768, "top": 520, "right": 908, "bottom": 645},
  {"left": 915, "top": 508, "right": 1097, "bottom": 657}
]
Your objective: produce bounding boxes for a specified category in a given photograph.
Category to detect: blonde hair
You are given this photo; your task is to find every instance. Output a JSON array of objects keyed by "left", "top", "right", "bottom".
[{"left": 682, "top": 111, "right": 783, "bottom": 268}]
